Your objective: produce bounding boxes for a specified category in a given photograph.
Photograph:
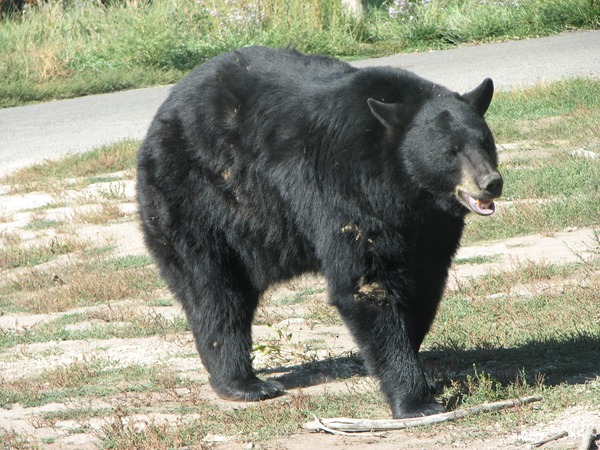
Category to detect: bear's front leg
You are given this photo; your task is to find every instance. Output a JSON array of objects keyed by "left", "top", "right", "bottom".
[{"left": 331, "top": 282, "right": 445, "bottom": 419}]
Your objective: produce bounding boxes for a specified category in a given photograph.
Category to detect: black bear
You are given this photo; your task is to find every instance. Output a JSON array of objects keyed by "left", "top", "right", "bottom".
[{"left": 137, "top": 46, "right": 502, "bottom": 418}]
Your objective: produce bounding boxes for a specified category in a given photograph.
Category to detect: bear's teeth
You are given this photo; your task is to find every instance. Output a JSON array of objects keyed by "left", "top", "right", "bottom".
[
  {"left": 475, "top": 198, "right": 495, "bottom": 215},
  {"left": 460, "top": 191, "right": 495, "bottom": 215},
  {"left": 477, "top": 199, "right": 492, "bottom": 209}
]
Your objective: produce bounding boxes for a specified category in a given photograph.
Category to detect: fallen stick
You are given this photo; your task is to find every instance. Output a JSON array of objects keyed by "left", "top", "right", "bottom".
[
  {"left": 303, "top": 395, "right": 542, "bottom": 433},
  {"left": 579, "top": 428, "right": 597, "bottom": 450},
  {"left": 310, "top": 415, "right": 386, "bottom": 437},
  {"left": 533, "top": 431, "right": 568, "bottom": 447}
]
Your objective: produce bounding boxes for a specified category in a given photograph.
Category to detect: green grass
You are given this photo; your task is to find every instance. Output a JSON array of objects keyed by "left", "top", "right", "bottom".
[
  {"left": 487, "top": 78, "right": 600, "bottom": 144},
  {"left": 273, "top": 287, "right": 326, "bottom": 306},
  {"left": 425, "top": 259, "right": 600, "bottom": 379},
  {"left": 502, "top": 157, "right": 599, "bottom": 200},
  {"left": 42, "top": 406, "right": 114, "bottom": 426},
  {"left": 464, "top": 190, "right": 600, "bottom": 243},
  {"left": 432, "top": 286, "right": 599, "bottom": 353},
  {"left": 0, "top": 0, "right": 598, "bottom": 107},
  {"left": 0, "top": 255, "right": 164, "bottom": 313},
  {"left": 147, "top": 298, "right": 174, "bottom": 307},
  {"left": 489, "top": 78, "right": 600, "bottom": 122},
  {"left": 0, "top": 309, "right": 189, "bottom": 350},
  {"left": 453, "top": 255, "right": 501, "bottom": 265},
  {"left": 101, "top": 254, "right": 154, "bottom": 269},
  {"left": 0, "top": 236, "right": 79, "bottom": 269},
  {"left": 0, "top": 358, "right": 199, "bottom": 408},
  {"left": 0, "top": 139, "right": 138, "bottom": 194},
  {"left": 380, "top": 0, "right": 599, "bottom": 48},
  {"left": 24, "top": 219, "right": 61, "bottom": 230}
]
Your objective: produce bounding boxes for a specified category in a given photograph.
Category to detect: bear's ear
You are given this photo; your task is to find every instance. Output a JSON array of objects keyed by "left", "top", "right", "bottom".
[
  {"left": 367, "top": 98, "right": 400, "bottom": 129},
  {"left": 462, "top": 78, "right": 494, "bottom": 116}
]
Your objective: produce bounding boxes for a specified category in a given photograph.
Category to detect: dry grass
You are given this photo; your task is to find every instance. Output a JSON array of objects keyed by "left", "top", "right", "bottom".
[
  {"left": 0, "top": 207, "right": 14, "bottom": 223},
  {"left": 0, "top": 235, "right": 78, "bottom": 270},
  {"left": 0, "top": 430, "right": 31, "bottom": 450},
  {"left": 0, "top": 357, "right": 193, "bottom": 409},
  {"left": 98, "top": 388, "right": 387, "bottom": 448},
  {"left": 0, "top": 140, "right": 138, "bottom": 194},
  {"left": 1, "top": 254, "right": 163, "bottom": 313},
  {"left": 70, "top": 201, "right": 129, "bottom": 224},
  {"left": 33, "top": 45, "right": 70, "bottom": 81},
  {"left": 99, "top": 415, "right": 202, "bottom": 450},
  {"left": 451, "top": 259, "right": 590, "bottom": 299},
  {"left": 303, "top": 298, "right": 344, "bottom": 326}
]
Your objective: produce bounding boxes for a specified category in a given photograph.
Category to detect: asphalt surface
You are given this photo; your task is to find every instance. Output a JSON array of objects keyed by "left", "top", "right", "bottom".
[{"left": 0, "top": 30, "right": 598, "bottom": 176}]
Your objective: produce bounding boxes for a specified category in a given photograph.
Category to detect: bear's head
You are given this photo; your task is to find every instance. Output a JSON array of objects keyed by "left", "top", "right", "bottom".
[{"left": 368, "top": 78, "right": 503, "bottom": 217}]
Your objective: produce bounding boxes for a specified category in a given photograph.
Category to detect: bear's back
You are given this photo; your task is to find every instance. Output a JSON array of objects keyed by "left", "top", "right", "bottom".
[{"left": 182, "top": 46, "right": 357, "bottom": 93}]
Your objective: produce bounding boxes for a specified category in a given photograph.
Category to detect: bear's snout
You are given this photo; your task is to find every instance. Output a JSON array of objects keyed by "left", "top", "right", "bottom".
[{"left": 479, "top": 172, "right": 503, "bottom": 198}]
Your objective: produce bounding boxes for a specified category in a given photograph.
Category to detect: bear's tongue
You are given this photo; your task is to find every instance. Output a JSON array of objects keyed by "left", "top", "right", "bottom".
[{"left": 462, "top": 193, "right": 496, "bottom": 216}]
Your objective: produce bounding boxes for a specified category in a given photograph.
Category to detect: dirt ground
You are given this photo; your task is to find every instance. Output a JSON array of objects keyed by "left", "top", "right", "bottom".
[{"left": 1, "top": 178, "right": 599, "bottom": 449}]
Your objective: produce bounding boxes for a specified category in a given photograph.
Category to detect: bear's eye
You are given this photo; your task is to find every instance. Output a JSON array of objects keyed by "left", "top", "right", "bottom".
[
  {"left": 484, "top": 138, "right": 497, "bottom": 155},
  {"left": 446, "top": 145, "right": 459, "bottom": 157}
]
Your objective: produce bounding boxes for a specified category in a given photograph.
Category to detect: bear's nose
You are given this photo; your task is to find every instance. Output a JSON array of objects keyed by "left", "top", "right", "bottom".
[{"left": 480, "top": 172, "right": 503, "bottom": 197}]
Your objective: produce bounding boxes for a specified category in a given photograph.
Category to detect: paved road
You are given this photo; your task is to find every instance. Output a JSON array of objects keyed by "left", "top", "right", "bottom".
[{"left": 1, "top": 30, "right": 598, "bottom": 176}]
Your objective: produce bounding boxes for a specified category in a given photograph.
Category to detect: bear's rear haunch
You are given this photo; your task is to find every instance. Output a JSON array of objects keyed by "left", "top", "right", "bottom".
[{"left": 137, "top": 46, "right": 503, "bottom": 419}]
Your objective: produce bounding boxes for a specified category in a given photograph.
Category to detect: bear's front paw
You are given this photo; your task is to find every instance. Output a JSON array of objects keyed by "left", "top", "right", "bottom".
[
  {"left": 211, "top": 377, "right": 284, "bottom": 402},
  {"left": 392, "top": 401, "right": 446, "bottom": 419}
]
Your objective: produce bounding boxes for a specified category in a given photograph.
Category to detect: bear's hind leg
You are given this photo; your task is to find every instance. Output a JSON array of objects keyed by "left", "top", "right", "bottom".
[{"left": 176, "top": 252, "right": 284, "bottom": 402}]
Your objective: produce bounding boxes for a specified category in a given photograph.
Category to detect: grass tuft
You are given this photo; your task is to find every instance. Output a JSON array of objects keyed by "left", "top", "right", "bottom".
[
  {"left": 0, "top": 236, "right": 77, "bottom": 270},
  {"left": 0, "top": 140, "right": 138, "bottom": 194},
  {"left": 0, "top": 255, "right": 164, "bottom": 313},
  {"left": 0, "top": 358, "right": 195, "bottom": 409}
]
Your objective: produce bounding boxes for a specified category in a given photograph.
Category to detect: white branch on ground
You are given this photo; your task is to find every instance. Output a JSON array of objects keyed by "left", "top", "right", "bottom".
[{"left": 303, "top": 395, "right": 543, "bottom": 433}]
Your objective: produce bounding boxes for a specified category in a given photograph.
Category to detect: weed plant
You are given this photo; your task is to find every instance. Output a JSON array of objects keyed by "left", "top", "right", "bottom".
[{"left": 0, "top": 0, "right": 598, "bottom": 106}]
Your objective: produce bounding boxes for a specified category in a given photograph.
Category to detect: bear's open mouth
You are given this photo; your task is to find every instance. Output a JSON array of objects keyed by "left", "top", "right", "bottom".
[{"left": 458, "top": 191, "right": 496, "bottom": 216}]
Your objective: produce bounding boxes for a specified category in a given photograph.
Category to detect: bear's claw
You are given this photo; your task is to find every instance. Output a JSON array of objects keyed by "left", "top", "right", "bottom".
[{"left": 211, "top": 377, "right": 285, "bottom": 402}]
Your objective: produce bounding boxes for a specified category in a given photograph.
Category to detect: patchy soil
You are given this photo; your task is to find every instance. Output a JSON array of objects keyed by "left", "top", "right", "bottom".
[{"left": 1, "top": 176, "right": 599, "bottom": 449}]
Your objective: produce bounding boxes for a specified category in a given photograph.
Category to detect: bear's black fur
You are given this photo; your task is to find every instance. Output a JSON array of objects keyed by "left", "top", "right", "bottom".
[{"left": 137, "top": 46, "right": 503, "bottom": 418}]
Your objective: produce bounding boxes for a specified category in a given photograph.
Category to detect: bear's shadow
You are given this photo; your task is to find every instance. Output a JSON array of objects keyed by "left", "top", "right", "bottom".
[
  {"left": 258, "top": 333, "right": 599, "bottom": 391},
  {"left": 259, "top": 355, "right": 368, "bottom": 390}
]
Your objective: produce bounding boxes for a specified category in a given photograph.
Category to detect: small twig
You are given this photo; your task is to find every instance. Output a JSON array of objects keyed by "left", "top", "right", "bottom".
[
  {"left": 310, "top": 415, "right": 355, "bottom": 436},
  {"left": 579, "top": 428, "right": 597, "bottom": 450},
  {"left": 533, "top": 431, "right": 568, "bottom": 447},
  {"left": 303, "top": 395, "right": 542, "bottom": 433},
  {"left": 310, "top": 415, "right": 385, "bottom": 437}
]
